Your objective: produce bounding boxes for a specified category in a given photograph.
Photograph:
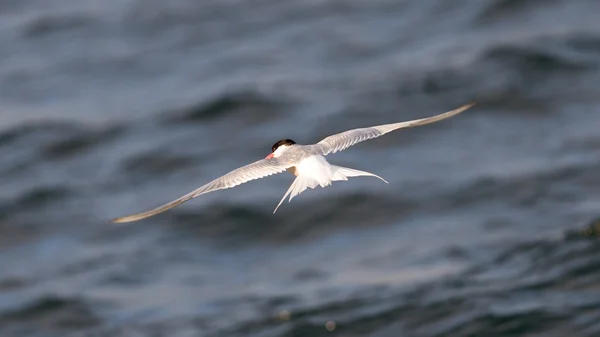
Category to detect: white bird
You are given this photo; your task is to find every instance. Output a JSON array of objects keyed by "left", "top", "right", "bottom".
[{"left": 112, "top": 102, "right": 475, "bottom": 223}]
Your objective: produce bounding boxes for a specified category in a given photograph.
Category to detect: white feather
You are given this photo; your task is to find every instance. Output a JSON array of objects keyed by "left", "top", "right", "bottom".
[{"left": 273, "top": 155, "right": 387, "bottom": 213}]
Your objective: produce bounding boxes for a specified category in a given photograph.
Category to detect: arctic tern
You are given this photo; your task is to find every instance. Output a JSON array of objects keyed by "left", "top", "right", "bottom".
[{"left": 112, "top": 102, "right": 475, "bottom": 223}]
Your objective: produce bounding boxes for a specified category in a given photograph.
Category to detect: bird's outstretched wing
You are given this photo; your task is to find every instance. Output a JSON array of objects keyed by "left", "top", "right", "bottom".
[
  {"left": 112, "top": 158, "right": 292, "bottom": 223},
  {"left": 314, "top": 102, "right": 475, "bottom": 156}
]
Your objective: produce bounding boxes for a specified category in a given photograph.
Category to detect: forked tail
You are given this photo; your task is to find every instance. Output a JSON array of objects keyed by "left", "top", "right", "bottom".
[
  {"left": 330, "top": 165, "right": 388, "bottom": 183},
  {"left": 273, "top": 175, "right": 320, "bottom": 213},
  {"left": 272, "top": 165, "right": 388, "bottom": 214}
]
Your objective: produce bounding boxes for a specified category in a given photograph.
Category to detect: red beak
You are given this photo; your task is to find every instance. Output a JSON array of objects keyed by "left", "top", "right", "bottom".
[{"left": 265, "top": 153, "right": 274, "bottom": 159}]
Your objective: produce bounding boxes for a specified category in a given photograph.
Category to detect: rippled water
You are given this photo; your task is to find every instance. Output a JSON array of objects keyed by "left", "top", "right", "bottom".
[{"left": 1, "top": 0, "right": 600, "bottom": 336}]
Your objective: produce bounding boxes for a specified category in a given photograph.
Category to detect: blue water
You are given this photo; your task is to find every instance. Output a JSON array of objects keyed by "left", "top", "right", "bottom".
[{"left": 1, "top": 0, "right": 600, "bottom": 336}]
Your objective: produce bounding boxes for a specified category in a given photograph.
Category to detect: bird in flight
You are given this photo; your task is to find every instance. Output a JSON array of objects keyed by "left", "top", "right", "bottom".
[{"left": 112, "top": 102, "right": 475, "bottom": 223}]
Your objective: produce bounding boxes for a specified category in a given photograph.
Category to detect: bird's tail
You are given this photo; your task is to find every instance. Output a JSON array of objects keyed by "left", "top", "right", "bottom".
[
  {"left": 330, "top": 165, "right": 388, "bottom": 183},
  {"left": 272, "top": 165, "right": 387, "bottom": 214},
  {"left": 273, "top": 174, "right": 320, "bottom": 213}
]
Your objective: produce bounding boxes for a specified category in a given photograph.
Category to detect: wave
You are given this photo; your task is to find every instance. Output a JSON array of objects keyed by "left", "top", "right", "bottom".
[
  {"left": 22, "top": 12, "right": 97, "bottom": 39},
  {"left": 160, "top": 90, "right": 288, "bottom": 125},
  {"left": 164, "top": 191, "right": 418, "bottom": 244},
  {"left": 9, "top": 186, "right": 73, "bottom": 209},
  {"left": 0, "top": 296, "right": 101, "bottom": 334},
  {"left": 0, "top": 122, "right": 123, "bottom": 161},
  {"left": 207, "top": 226, "right": 600, "bottom": 337},
  {"left": 0, "top": 186, "right": 75, "bottom": 242},
  {"left": 120, "top": 151, "right": 199, "bottom": 177},
  {"left": 478, "top": 0, "right": 564, "bottom": 21},
  {"left": 481, "top": 41, "right": 595, "bottom": 73}
]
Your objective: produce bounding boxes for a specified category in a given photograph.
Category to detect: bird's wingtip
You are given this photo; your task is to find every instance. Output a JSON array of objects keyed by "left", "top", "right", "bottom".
[{"left": 111, "top": 216, "right": 134, "bottom": 224}]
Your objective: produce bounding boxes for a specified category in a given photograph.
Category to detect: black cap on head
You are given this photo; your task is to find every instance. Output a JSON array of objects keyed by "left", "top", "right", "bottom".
[{"left": 271, "top": 139, "right": 296, "bottom": 152}]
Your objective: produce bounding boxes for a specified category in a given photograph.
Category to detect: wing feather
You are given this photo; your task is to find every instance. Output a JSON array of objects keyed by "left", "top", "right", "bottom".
[
  {"left": 315, "top": 102, "right": 475, "bottom": 155},
  {"left": 112, "top": 158, "right": 290, "bottom": 223}
]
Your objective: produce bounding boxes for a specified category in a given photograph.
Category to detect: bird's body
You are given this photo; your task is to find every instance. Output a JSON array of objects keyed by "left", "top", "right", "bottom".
[
  {"left": 270, "top": 147, "right": 388, "bottom": 212},
  {"left": 112, "top": 102, "right": 475, "bottom": 223}
]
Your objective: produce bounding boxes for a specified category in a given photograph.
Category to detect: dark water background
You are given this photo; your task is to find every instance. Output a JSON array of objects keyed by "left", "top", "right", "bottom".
[{"left": 1, "top": 0, "right": 600, "bottom": 336}]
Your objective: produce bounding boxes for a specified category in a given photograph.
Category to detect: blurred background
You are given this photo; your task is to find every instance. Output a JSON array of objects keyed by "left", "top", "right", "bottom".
[{"left": 1, "top": 0, "right": 600, "bottom": 336}]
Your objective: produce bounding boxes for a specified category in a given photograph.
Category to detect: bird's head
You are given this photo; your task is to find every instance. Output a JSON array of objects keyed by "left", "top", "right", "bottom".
[{"left": 265, "top": 139, "right": 296, "bottom": 159}]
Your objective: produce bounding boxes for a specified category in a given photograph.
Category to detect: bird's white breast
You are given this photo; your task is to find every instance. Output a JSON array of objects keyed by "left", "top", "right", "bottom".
[{"left": 295, "top": 155, "right": 333, "bottom": 185}]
